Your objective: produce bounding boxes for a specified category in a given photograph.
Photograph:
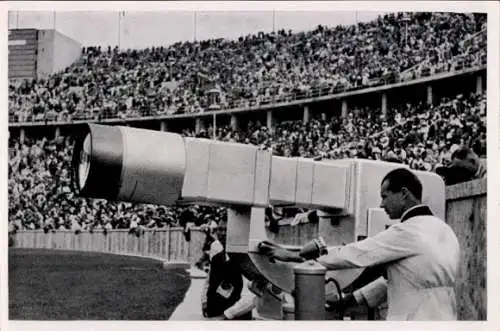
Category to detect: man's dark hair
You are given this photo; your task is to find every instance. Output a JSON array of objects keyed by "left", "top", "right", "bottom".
[{"left": 382, "top": 168, "right": 423, "bottom": 201}]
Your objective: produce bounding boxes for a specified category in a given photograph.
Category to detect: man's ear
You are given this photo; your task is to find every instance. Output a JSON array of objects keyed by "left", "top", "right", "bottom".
[{"left": 400, "top": 187, "right": 410, "bottom": 199}]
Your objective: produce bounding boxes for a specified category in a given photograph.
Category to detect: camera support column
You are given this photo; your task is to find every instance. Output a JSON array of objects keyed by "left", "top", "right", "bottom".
[{"left": 294, "top": 260, "right": 326, "bottom": 320}]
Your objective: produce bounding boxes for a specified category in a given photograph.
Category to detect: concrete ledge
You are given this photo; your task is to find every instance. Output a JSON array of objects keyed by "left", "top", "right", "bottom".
[
  {"left": 187, "top": 267, "right": 208, "bottom": 279},
  {"left": 169, "top": 277, "right": 206, "bottom": 320},
  {"left": 446, "top": 178, "right": 486, "bottom": 201}
]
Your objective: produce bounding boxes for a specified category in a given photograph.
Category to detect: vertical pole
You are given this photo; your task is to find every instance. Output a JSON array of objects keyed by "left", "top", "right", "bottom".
[
  {"left": 53, "top": 11, "right": 56, "bottom": 30},
  {"left": 168, "top": 228, "right": 172, "bottom": 261},
  {"left": 476, "top": 75, "right": 483, "bottom": 94},
  {"left": 213, "top": 113, "right": 216, "bottom": 140},
  {"left": 341, "top": 100, "right": 348, "bottom": 118},
  {"left": 194, "top": 11, "right": 197, "bottom": 42},
  {"left": 405, "top": 23, "right": 408, "bottom": 45},
  {"left": 381, "top": 93, "right": 387, "bottom": 116},
  {"left": 273, "top": 10, "right": 276, "bottom": 32},
  {"left": 266, "top": 110, "right": 273, "bottom": 129},
  {"left": 118, "top": 11, "right": 122, "bottom": 48},
  {"left": 427, "top": 85, "right": 433, "bottom": 106},
  {"left": 230, "top": 114, "right": 239, "bottom": 131},
  {"left": 303, "top": 105, "right": 310, "bottom": 124}
]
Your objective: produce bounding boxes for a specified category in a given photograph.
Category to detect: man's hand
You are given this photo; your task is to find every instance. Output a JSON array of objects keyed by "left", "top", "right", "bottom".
[
  {"left": 325, "top": 293, "right": 357, "bottom": 312},
  {"left": 258, "top": 241, "right": 305, "bottom": 263}
]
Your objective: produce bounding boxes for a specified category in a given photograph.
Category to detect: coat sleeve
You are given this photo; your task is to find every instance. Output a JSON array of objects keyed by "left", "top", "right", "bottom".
[
  {"left": 353, "top": 277, "right": 388, "bottom": 308},
  {"left": 317, "top": 222, "right": 421, "bottom": 269}
]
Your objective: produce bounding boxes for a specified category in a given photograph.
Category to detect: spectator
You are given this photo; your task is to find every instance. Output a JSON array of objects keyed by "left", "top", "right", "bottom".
[{"left": 436, "top": 146, "right": 486, "bottom": 185}]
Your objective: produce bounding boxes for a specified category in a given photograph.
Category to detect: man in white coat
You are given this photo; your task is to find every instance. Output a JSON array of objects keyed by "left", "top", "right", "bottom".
[{"left": 263, "top": 168, "right": 460, "bottom": 321}]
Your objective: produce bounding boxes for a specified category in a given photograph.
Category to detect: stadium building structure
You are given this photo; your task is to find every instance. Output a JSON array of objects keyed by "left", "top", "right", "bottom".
[{"left": 8, "top": 28, "right": 81, "bottom": 81}]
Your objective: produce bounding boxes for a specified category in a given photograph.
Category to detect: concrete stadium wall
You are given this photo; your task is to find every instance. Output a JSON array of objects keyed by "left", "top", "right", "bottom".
[
  {"left": 51, "top": 30, "right": 82, "bottom": 74},
  {"left": 36, "top": 30, "right": 55, "bottom": 78},
  {"left": 37, "top": 29, "right": 81, "bottom": 79},
  {"left": 11, "top": 178, "right": 486, "bottom": 320}
]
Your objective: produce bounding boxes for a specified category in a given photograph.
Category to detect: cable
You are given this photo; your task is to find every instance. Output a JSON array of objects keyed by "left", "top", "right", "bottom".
[{"left": 325, "top": 277, "right": 344, "bottom": 320}]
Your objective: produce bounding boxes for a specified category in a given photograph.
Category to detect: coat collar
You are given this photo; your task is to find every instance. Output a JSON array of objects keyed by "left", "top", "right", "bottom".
[
  {"left": 400, "top": 204, "right": 434, "bottom": 223},
  {"left": 372, "top": 204, "right": 434, "bottom": 281}
]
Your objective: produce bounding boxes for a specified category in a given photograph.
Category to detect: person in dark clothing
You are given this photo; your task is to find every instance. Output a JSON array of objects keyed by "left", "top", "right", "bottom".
[
  {"left": 179, "top": 208, "right": 196, "bottom": 242},
  {"left": 201, "top": 227, "right": 253, "bottom": 320},
  {"left": 436, "top": 146, "right": 486, "bottom": 185},
  {"left": 194, "top": 226, "right": 215, "bottom": 272}
]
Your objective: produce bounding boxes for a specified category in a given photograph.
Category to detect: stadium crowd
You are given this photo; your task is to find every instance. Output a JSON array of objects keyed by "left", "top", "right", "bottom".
[
  {"left": 8, "top": 12, "right": 486, "bottom": 123},
  {"left": 8, "top": 11, "right": 488, "bottom": 234},
  {"left": 8, "top": 88, "right": 486, "bottom": 232}
]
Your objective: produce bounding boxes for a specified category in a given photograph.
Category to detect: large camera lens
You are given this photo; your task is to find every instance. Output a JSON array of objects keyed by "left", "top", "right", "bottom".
[
  {"left": 71, "top": 123, "right": 186, "bottom": 206},
  {"left": 71, "top": 124, "right": 124, "bottom": 200}
]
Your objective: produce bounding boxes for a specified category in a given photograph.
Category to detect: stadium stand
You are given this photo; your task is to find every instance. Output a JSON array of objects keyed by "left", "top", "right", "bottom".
[
  {"left": 8, "top": 90, "right": 486, "bottom": 231},
  {"left": 8, "top": 12, "right": 487, "bottom": 232},
  {"left": 8, "top": 12, "right": 486, "bottom": 123}
]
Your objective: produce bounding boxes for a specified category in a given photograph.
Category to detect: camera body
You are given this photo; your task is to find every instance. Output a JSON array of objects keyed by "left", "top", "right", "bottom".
[{"left": 73, "top": 124, "right": 446, "bottom": 319}]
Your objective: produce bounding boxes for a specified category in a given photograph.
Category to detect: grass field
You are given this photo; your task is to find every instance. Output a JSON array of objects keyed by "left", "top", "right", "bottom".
[{"left": 8, "top": 248, "right": 191, "bottom": 320}]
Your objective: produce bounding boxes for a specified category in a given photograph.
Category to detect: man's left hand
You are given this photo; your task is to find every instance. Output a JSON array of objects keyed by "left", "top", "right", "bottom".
[
  {"left": 325, "top": 293, "right": 357, "bottom": 312},
  {"left": 258, "top": 241, "right": 304, "bottom": 263}
]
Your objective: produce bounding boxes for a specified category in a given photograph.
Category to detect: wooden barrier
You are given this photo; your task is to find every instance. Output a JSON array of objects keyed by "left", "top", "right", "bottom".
[
  {"left": 11, "top": 178, "right": 486, "bottom": 320},
  {"left": 12, "top": 228, "right": 206, "bottom": 264},
  {"left": 12, "top": 223, "right": 319, "bottom": 264},
  {"left": 445, "top": 178, "right": 487, "bottom": 320}
]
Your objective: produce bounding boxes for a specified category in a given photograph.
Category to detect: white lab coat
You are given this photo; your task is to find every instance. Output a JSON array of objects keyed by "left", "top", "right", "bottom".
[{"left": 318, "top": 208, "right": 460, "bottom": 321}]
